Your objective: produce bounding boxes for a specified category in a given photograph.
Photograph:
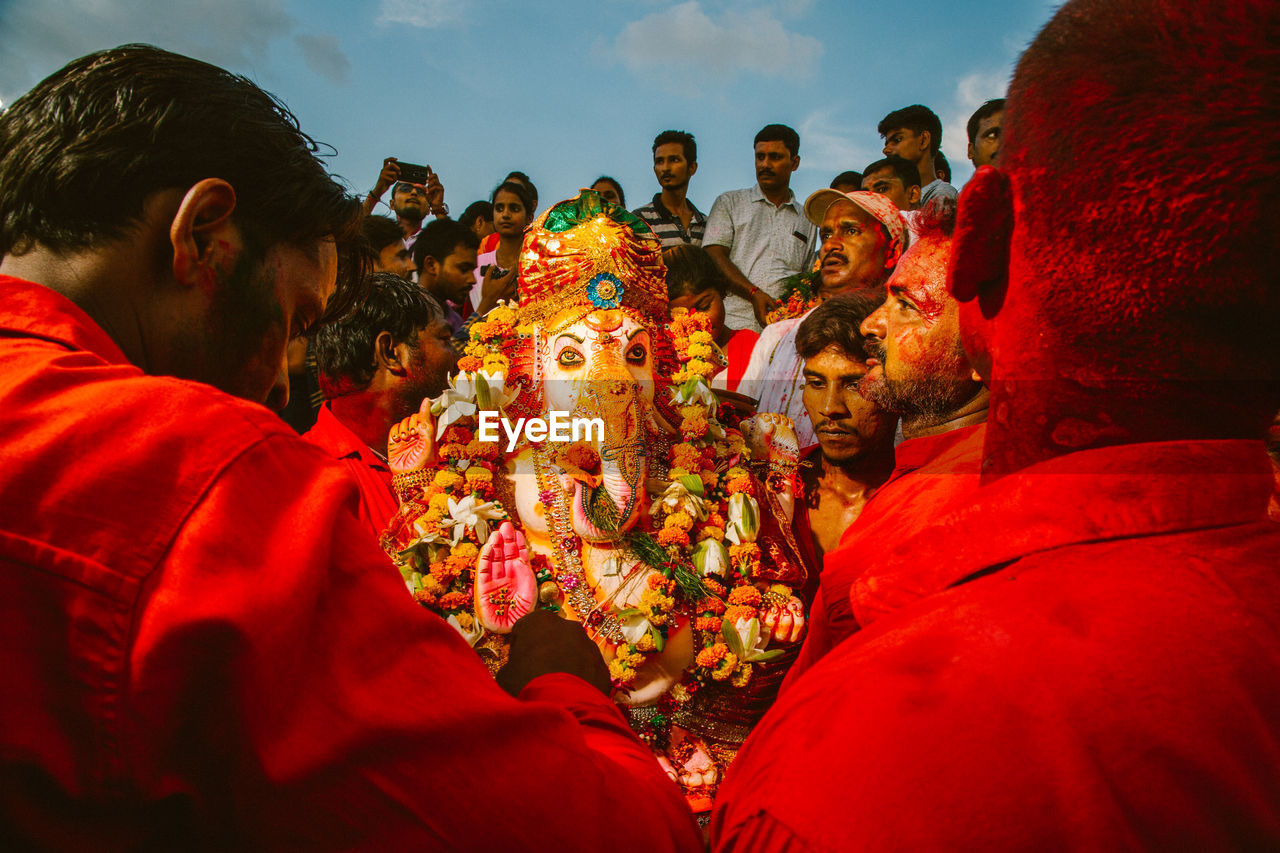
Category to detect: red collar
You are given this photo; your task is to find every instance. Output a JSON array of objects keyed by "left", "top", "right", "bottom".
[
  {"left": 0, "top": 276, "right": 130, "bottom": 365},
  {"left": 306, "top": 404, "right": 389, "bottom": 471}
]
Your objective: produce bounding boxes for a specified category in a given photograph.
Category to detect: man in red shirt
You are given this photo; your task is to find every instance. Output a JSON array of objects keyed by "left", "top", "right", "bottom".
[
  {"left": 306, "top": 272, "right": 457, "bottom": 542},
  {"left": 0, "top": 45, "right": 698, "bottom": 850},
  {"left": 784, "top": 201, "right": 988, "bottom": 685},
  {"left": 714, "top": 0, "right": 1280, "bottom": 847}
]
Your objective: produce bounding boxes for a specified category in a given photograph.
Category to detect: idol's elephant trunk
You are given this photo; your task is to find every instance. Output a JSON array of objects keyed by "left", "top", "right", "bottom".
[{"left": 582, "top": 350, "right": 646, "bottom": 531}]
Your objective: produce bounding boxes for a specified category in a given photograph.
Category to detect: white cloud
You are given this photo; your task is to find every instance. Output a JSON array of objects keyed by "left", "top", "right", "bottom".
[
  {"left": 376, "top": 0, "right": 465, "bottom": 28},
  {"left": 612, "top": 1, "right": 823, "bottom": 93},
  {"left": 796, "top": 108, "right": 881, "bottom": 176},
  {"left": 941, "top": 68, "right": 1010, "bottom": 185},
  {"left": 0, "top": 0, "right": 293, "bottom": 104},
  {"left": 295, "top": 33, "right": 351, "bottom": 85}
]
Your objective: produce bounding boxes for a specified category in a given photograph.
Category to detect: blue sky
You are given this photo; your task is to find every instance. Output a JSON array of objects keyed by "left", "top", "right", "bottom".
[{"left": 1, "top": 0, "right": 1060, "bottom": 216}]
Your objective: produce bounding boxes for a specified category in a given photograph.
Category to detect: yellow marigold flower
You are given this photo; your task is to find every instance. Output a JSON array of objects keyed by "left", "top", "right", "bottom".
[
  {"left": 731, "top": 663, "right": 753, "bottom": 688},
  {"left": 482, "top": 354, "right": 510, "bottom": 373},
  {"left": 711, "top": 652, "right": 739, "bottom": 681},
  {"left": 421, "top": 575, "right": 446, "bottom": 596},
  {"left": 664, "top": 511, "right": 694, "bottom": 532},
  {"left": 668, "top": 466, "right": 691, "bottom": 479},
  {"left": 433, "top": 470, "right": 464, "bottom": 491},
  {"left": 453, "top": 611, "right": 474, "bottom": 630},
  {"left": 464, "top": 467, "right": 494, "bottom": 485},
  {"left": 635, "top": 633, "right": 656, "bottom": 652},
  {"left": 427, "top": 492, "right": 452, "bottom": 513},
  {"left": 608, "top": 659, "right": 637, "bottom": 686},
  {"left": 453, "top": 543, "right": 479, "bottom": 560},
  {"left": 689, "top": 330, "right": 713, "bottom": 344},
  {"left": 688, "top": 342, "right": 713, "bottom": 358}
]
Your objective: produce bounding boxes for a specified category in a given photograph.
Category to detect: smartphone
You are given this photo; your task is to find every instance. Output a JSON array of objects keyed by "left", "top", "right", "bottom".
[{"left": 397, "top": 161, "right": 431, "bottom": 186}]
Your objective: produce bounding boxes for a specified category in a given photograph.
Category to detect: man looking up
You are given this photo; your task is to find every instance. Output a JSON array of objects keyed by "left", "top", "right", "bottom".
[
  {"left": 306, "top": 273, "right": 457, "bottom": 540},
  {"left": 362, "top": 214, "right": 415, "bottom": 279},
  {"left": 715, "top": 0, "right": 1280, "bottom": 846},
  {"left": 362, "top": 157, "right": 448, "bottom": 249},
  {"left": 0, "top": 45, "right": 698, "bottom": 850},
  {"left": 878, "top": 104, "right": 956, "bottom": 207},
  {"left": 793, "top": 294, "right": 897, "bottom": 569},
  {"left": 739, "top": 190, "right": 905, "bottom": 448},
  {"left": 704, "top": 124, "right": 818, "bottom": 329},
  {"left": 966, "top": 98, "right": 1005, "bottom": 169},
  {"left": 633, "top": 129, "right": 706, "bottom": 248},
  {"left": 782, "top": 200, "right": 987, "bottom": 685}
]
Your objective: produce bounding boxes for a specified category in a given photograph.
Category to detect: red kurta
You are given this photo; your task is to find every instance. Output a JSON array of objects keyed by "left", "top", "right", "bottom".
[
  {"left": 784, "top": 423, "right": 986, "bottom": 688},
  {"left": 713, "top": 440, "right": 1280, "bottom": 850},
  {"left": 0, "top": 277, "right": 699, "bottom": 851},
  {"left": 303, "top": 402, "right": 400, "bottom": 543}
]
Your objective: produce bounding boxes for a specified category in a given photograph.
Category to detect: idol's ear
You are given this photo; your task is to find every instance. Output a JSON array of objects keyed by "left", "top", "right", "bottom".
[
  {"left": 169, "top": 178, "right": 238, "bottom": 289},
  {"left": 949, "top": 166, "right": 1012, "bottom": 308}
]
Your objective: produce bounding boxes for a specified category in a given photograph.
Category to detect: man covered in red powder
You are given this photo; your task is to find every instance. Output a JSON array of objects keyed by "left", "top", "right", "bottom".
[
  {"left": 783, "top": 201, "right": 988, "bottom": 686},
  {"left": 713, "top": 0, "right": 1280, "bottom": 847},
  {"left": 0, "top": 46, "right": 698, "bottom": 850}
]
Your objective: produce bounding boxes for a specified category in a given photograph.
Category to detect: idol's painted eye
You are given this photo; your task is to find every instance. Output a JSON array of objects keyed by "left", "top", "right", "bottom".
[
  {"left": 626, "top": 343, "right": 648, "bottom": 365},
  {"left": 558, "top": 348, "right": 584, "bottom": 367}
]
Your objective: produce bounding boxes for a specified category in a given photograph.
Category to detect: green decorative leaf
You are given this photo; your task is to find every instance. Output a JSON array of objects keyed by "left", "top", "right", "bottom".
[
  {"left": 649, "top": 625, "right": 666, "bottom": 653},
  {"left": 616, "top": 607, "right": 642, "bottom": 619},
  {"left": 721, "top": 618, "right": 745, "bottom": 658},
  {"left": 474, "top": 372, "right": 493, "bottom": 410},
  {"left": 751, "top": 649, "right": 785, "bottom": 662},
  {"left": 677, "top": 474, "right": 705, "bottom": 497}
]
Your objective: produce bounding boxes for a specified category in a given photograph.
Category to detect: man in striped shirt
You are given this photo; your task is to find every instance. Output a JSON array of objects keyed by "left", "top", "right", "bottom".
[{"left": 632, "top": 129, "right": 706, "bottom": 249}]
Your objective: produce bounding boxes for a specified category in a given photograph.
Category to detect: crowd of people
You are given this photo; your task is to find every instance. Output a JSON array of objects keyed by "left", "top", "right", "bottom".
[{"left": 1, "top": 0, "right": 1278, "bottom": 847}]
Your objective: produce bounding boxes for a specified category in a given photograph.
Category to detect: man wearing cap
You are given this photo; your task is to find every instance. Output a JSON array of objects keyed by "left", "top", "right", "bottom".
[{"left": 738, "top": 189, "right": 906, "bottom": 449}]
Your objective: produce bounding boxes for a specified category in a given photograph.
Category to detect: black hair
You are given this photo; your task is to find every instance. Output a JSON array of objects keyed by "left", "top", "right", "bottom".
[
  {"left": 460, "top": 200, "right": 492, "bottom": 229},
  {"left": 795, "top": 292, "right": 884, "bottom": 361},
  {"left": 966, "top": 98, "right": 1006, "bottom": 145},
  {"left": 754, "top": 123, "right": 801, "bottom": 157},
  {"left": 663, "top": 244, "right": 728, "bottom": 300},
  {"left": 0, "top": 44, "right": 368, "bottom": 326},
  {"left": 592, "top": 176, "right": 626, "bottom": 208},
  {"left": 653, "top": 130, "right": 697, "bottom": 164},
  {"left": 490, "top": 180, "right": 536, "bottom": 219},
  {"left": 830, "top": 171, "right": 863, "bottom": 190},
  {"left": 313, "top": 272, "right": 442, "bottom": 394},
  {"left": 361, "top": 215, "right": 404, "bottom": 252},
  {"left": 413, "top": 218, "right": 481, "bottom": 270},
  {"left": 934, "top": 151, "right": 952, "bottom": 183},
  {"left": 502, "top": 171, "right": 538, "bottom": 212},
  {"left": 861, "top": 156, "right": 922, "bottom": 190},
  {"left": 877, "top": 105, "right": 943, "bottom": 154}
]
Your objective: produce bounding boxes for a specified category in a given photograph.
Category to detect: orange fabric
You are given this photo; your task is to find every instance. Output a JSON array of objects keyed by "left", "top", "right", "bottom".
[{"left": 0, "top": 276, "right": 699, "bottom": 851}]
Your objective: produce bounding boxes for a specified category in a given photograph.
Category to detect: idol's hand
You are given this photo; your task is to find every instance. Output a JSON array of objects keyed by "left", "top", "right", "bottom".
[
  {"left": 475, "top": 521, "right": 537, "bottom": 634},
  {"left": 761, "top": 596, "right": 806, "bottom": 645},
  {"left": 388, "top": 399, "right": 438, "bottom": 474}
]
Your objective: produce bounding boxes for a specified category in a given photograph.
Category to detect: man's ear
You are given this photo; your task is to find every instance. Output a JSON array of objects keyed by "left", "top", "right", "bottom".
[
  {"left": 791, "top": 155, "right": 801, "bottom": 172},
  {"left": 949, "top": 165, "right": 1013, "bottom": 311},
  {"left": 374, "top": 330, "right": 408, "bottom": 376},
  {"left": 919, "top": 131, "right": 932, "bottom": 154},
  {"left": 689, "top": 161, "right": 698, "bottom": 178},
  {"left": 908, "top": 185, "right": 922, "bottom": 207},
  {"left": 170, "top": 179, "right": 239, "bottom": 289}
]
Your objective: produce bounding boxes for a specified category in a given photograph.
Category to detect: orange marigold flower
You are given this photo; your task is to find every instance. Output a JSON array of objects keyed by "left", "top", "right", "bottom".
[
  {"left": 727, "top": 585, "right": 763, "bottom": 607},
  {"left": 647, "top": 574, "right": 676, "bottom": 593},
  {"left": 464, "top": 467, "right": 493, "bottom": 484},
  {"left": 437, "top": 591, "right": 471, "bottom": 611},
  {"left": 465, "top": 439, "right": 500, "bottom": 460},
  {"left": 694, "top": 616, "right": 723, "bottom": 633},
  {"left": 702, "top": 578, "right": 727, "bottom": 597},
  {"left": 657, "top": 527, "right": 689, "bottom": 547},
  {"left": 439, "top": 443, "right": 465, "bottom": 462},
  {"left": 724, "top": 604, "right": 757, "bottom": 624},
  {"left": 695, "top": 643, "right": 729, "bottom": 668},
  {"left": 457, "top": 356, "right": 483, "bottom": 373},
  {"left": 698, "top": 596, "right": 726, "bottom": 616}
]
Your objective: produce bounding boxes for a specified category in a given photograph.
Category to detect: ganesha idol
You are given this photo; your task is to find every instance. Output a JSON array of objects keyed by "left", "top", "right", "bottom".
[{"left": 382, "top": 190, "right": 813, "bottom": 809}]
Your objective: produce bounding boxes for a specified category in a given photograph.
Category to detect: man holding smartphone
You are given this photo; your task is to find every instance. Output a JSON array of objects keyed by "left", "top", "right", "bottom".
[{"left": 362, "top": 157, "right": 449, "bottom": 251}]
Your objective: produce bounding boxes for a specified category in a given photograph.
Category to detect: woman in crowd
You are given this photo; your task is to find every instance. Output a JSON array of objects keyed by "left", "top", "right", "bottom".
[
  {"left": 591, "top": 176, "right": 626, "bottom": 208},
  {"left": 472, "top": 180, "right": 535, "bottom": 313}
]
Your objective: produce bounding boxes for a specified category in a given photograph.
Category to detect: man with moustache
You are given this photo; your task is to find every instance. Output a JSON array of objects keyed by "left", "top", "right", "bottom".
[
  {"left": 782, "top": 201, "right": 988, "bottom": 685},
  {"left": 704, "top": 124, "right": 818, "bottom": 329},
  {"left": 362, "top": 158, "right": 448, "bottom": 251},
  {"left": 738, "top": 190, "right": 906, "bottom": 449},
  {"left": 305, "top": 273, "right": 457, "bottom": 541},
  {"left": 633, "top": 130, "right": 706, "bottom": 248},
  {"left": 715, "top": 0, "right": 1280, "bottom": 845}
]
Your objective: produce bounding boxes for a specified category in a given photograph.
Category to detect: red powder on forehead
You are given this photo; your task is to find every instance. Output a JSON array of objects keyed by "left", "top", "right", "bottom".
[{"left": 896, "top": 237, "right": 951, "bottom": 321}]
